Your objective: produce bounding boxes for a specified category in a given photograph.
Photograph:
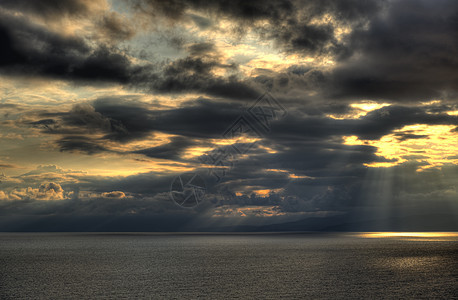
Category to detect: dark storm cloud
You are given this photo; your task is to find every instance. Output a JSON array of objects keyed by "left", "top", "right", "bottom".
[
  {"left": 94, "top": 97, "right": 246, "bottom": 139},
  {"left": 28, "top": 96, "right": 458, "bottom": 158},
  {"left": 211, "top": 139, "right": 385, "bottom": 196},
  {"left": 31, "top": 101, "right": 146, "bottom": 142},
  {"left": 264, "top": 142, "right": 388, "bottom": 173},
  {"left": 187, "top": 42, "right": 216, "bottom": 56},
  {"left": 254, "top": 0, "right": 370, "bottom": 56},
  {"left": 30, "top": 119, "right": 59, "bottom": 131},
  {"left": 0, "top": 11, "right": 150, "bottom": 83},
  {"left": 0, "top": 0, "right": 94, "bottom": 18},
  {"left": 1, "top": 162, "right": 455, "bottom": 232},
  {"left": 269, "top": 105, "right": 458, "bottom": 142},
  {"left": 0, "top": 0, "right": 135, "bottom": 42},
  {"left": 2, "top": 0, "right": 457, "bottom": 103},
  {"left": 0, "top": 7, "right": 258, "bottom": 100},
  {"left": 65, "top": 104, "right": 112, "bottom": 130},
  {"left": 131, "top": 0, "right": 458, "bottom": 102},
  {"left": 133, "top": 136, "right": 198, "bottom": 159},
  {"left": 136, "top": 0, "right": 458, "bottom": 102},
  {"left": 131, "top": 0, "right": 296, "bottom": 25},
  {"left": 98, "top": 12, "right": 136, "bottom": 41},
  {"left": 151, "top": 56, "right": 260, "bottom": 100},
  {"left": 27, "top": 97, "right": 243, "bottom": 154},
  {"left": 132, "top": 0, "right": 383, "bottom": 56},
  {"left": 347, "top": 106, "right": 458, "bottom": 140},
  {"left": 57, "top": 136, "right": 109, "bottom": 154},
  {"left": 234, "top": 0, "right": 458, "bottom": 102},
  {"left": 325, "top": 0, "right": 458, "bottom": 101}
]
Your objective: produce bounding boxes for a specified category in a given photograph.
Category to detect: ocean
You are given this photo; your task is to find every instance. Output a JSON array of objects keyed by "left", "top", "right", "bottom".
[{"left": 0, "top": 233, "right": 457, "bottom": 299}]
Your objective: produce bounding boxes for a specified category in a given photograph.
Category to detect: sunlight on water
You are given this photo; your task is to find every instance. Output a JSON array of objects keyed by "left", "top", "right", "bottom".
[
  {"left": 356, "top": 232, "right": 458, "bottom": 241},
  {"left": 382, "top": 256, "right": 446, "bottom": 271}
]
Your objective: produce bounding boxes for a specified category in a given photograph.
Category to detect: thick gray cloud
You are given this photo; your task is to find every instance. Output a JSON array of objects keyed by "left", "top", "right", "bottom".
[
  {"left": 0, "top": 7, "right": 259, "bottom": 99},
  {"left": 0, "top": 162, "right": 456, "bottom": 231},
  {"left": 27, "top": 96, "right": 457, "bottom": 162},
  {"left": 325, "top": 0, "right": 458, "bottom": 101},
  {"left": 0, "top": 11, "right": 148, "bottom": 83},
  {"left": 128, "top": 0, "right": 458, "bottom": 102},
  {"left": 131, "top": 0, "right": 382, "bottom": 56},
  {"left": 133, "top": 136, "right": 198, "bottom": 159},
  {"left": 1, "top": 0, "right": 457, "bottom": 103},
  {"left": 0, "top": 0, "right": 95, "bottom": 18}
]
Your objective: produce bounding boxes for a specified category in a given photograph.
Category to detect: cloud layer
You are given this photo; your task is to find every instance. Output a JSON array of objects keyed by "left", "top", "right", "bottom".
[{"left": 0, "top": 0, "right": 457, "bottom": 231}]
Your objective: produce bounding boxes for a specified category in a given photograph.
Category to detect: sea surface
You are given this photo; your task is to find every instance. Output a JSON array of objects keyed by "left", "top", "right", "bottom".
[{"left": 0, "top": 232, "right": 457, "bottom": 299}]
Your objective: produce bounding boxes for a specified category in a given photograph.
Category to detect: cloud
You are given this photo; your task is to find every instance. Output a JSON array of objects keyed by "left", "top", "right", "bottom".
[
  {"left": 130, "top": 0, "right": 382, "bottom": 57},
  {"left": 0, "top": 6, "right": 259, "bottom": 102},
  {"left": 126, "top": 0, "right": 458, "bottom": 102},
  {"left": 133, "top": 136, "right": 198, "bottom": 160},
  {"left": 323, "top": 0, "right": 458, "bottom": 101},
  {"left": 24, "top": 95, "right": 458, "bottom": 172},
  {"left": 148, "top": 54, "right": 260, "bottom": 100},
  {"left": 27, "top": 97, "right": 248, "bottom": 155},
  {"left": 101, "top": 191, "right": 126, "bottom": 198},
  {"left": 2, "top": 0, "right": 457, "bottom": 104},
  {"left": 0, "top": 0, "right": 135, "bottom": 43},
  {"left": 0, "top": 10, "right": 149, "bottom": 83},
  {"left": 6, "top": 182, "right": 66, "bottom": 201},
  {"left": 57, "top": 136, "right": 109, "bottom": 154},
  {"left": 0, "top": 163, "right": 17, "bottom": 169},
  {"left": 0, "top": 0, "right": 104, "bottom": 18},
  {"left": 97, "top": 11, "right": 136, "bottom": 42}
]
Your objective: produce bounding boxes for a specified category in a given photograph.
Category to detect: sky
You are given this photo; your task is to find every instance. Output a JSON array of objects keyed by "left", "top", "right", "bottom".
[{"left": 0, "top": 0, "right": 457, "bottom": 231}]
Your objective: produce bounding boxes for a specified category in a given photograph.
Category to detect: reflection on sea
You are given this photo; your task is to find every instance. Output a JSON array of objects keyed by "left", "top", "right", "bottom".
[{"left": 354, "top": 232, "right": 458, "bottom": 241}]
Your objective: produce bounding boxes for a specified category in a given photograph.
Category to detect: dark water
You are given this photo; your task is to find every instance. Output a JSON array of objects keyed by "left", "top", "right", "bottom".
[{"left": 0, "top": 233, "right": 457, "bottom": 299}]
